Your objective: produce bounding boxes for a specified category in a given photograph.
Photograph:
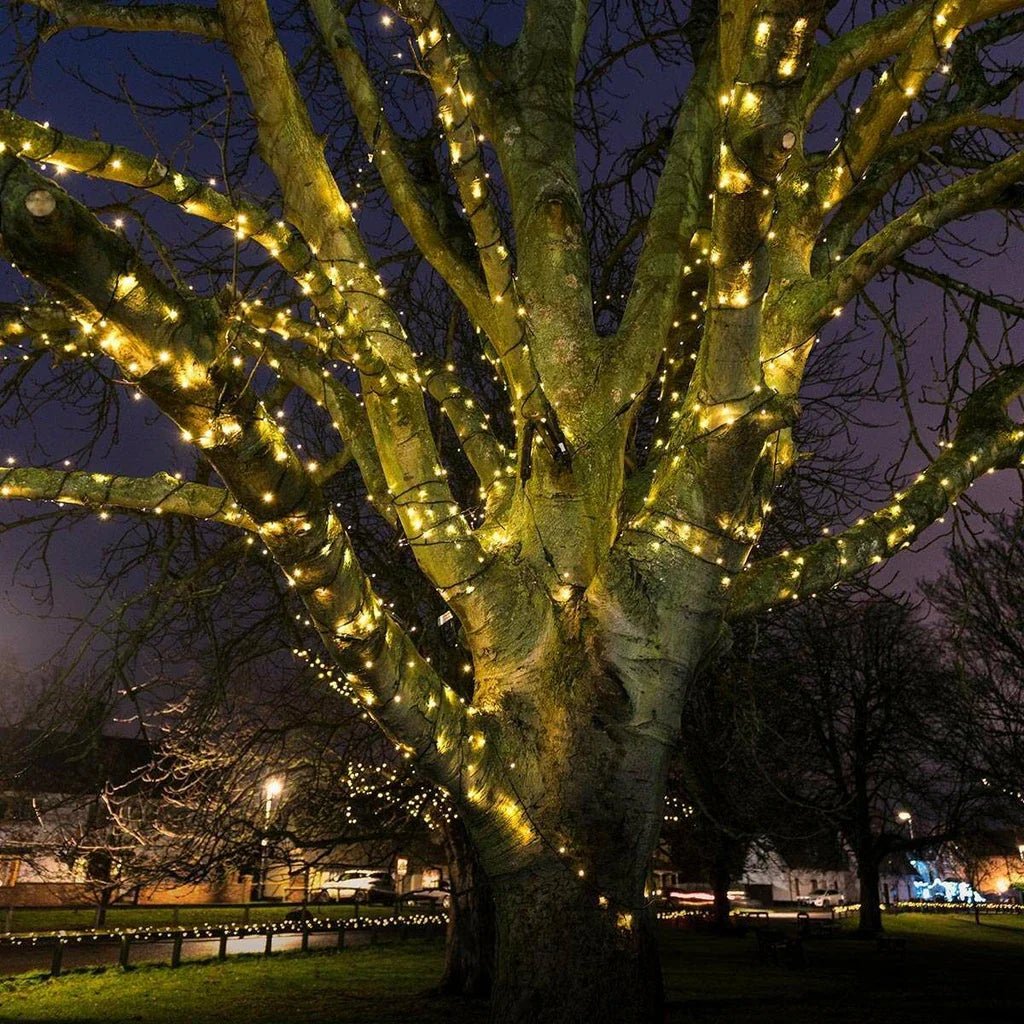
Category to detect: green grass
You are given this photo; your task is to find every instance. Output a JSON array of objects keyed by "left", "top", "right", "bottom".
[
  {"left": 662, "top": 911, "right": 1024, "bottom": 1023},
  {"left": 0, "top": 914, "right": 1021, "bottom": 1024},
  {"left": 0, "top": 940, "right": 477, "bottom": 1024},
  {"left": 3, "top": 903, "right": 396, "bottom": 935}
]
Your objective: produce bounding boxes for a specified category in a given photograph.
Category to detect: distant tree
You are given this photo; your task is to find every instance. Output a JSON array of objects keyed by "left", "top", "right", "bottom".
[
  {"left": 751, "top": 596, "right": 980, "bottom": 934},
  {"left": 926, "top": 507, "right": 1024, "bottom": 803}
]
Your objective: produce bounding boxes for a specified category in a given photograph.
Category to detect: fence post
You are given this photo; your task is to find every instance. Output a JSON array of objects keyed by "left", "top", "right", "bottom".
[
  {"left": 301, "top": 918, "right": 310, "bottom": 953},
  {"left": 50, "top": 939, "right": 64, "bottom": 978},
  {"left": 171, "top": 931, "right": 183, "bottom": 968},
  {"left": 264, "top": 927, "right": 273, "bottom": 957},
  {"left": 243, "top": 904, "right": 251, "bottom": 925},
  {"left": 3, "top": 905, "right": 12, "bottom": 934},
  {"left": 337, "top": 925, "right": 346, "bottom": 950},
  {"left": 119, "top": 934, "right": 131, "bottom": 969},
  {"left": 218, "top": 932, "right": 229, "bottom": 960},
  {"left": 172, "top": 907, "right": 180, "bottom": 927}
]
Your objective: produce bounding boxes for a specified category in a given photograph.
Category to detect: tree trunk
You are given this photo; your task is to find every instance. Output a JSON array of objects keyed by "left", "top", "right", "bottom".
[
  {"left": 439, "top": 816, "right": 495, "bottom": 998},
  {"left": 857, "top": 857, "right": 883, "bottom": 935},
  {"left": 489, "top": 864, "right": 663, "bottom": 1024},
  {"left": 710, "top": 852, "right": 732, "bottom": 931}
]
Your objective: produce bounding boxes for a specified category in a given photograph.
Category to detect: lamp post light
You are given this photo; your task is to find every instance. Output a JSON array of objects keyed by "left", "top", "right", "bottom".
[
  {"left": 895, "top": 811, "right": 915, "bottom": 902},
  {"left": 259, "top": 777, "right": 284, "bottom": 901}
]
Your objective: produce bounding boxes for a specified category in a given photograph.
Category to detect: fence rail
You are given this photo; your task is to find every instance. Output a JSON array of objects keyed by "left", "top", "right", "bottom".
[
  {"left": 1, "top": 896, "right": 439, "bottom": 935},
  {"left": 0, "top": 909, "right": 447, "bottom": 979}
]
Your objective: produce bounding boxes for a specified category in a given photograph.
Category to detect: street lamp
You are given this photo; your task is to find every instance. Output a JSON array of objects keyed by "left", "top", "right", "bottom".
[
  {"left": 259, "top": 777, "right": 284, "bottom": 901},
  {"left": 897, "top": 810, "right": 914, "bottom": 840}
]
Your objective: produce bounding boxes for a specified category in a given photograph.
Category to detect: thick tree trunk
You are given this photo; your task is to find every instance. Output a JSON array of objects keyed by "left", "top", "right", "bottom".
[
  {"left": 489, "top": 864, "right": 663, "bottom": 1024},
  {"left": 439, "top": 816, "right": 495, "bottom": 998},
  {"left": 857, "top": 857, "right": 883, "bottom": 935}
]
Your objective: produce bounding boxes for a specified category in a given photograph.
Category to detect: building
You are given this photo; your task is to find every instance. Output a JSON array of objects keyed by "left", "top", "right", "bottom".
[{"left": 0, "top": 728, "right": 250, "bottom": 907}]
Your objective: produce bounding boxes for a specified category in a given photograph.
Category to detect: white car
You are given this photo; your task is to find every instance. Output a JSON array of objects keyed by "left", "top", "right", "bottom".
[
  {"left": 315, "top": 868, "right": 395, "bottom": 903},
  {"left": 798, "top": 888, "right": 846, "bottom": 908}
]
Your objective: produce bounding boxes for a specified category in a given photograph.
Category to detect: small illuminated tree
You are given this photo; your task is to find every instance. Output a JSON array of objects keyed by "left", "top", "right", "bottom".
[{"left": 2, "top": 2, "right": 1024, "bottom": 1020}]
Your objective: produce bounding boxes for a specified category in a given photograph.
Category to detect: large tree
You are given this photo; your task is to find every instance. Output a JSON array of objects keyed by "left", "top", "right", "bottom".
[{"left": 2, "top": 2, "right": 1024, "bottom": 1021}]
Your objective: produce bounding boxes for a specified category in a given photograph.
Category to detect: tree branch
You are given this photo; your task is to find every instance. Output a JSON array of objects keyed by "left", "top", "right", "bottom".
[
  {"left": 728, "top": 363, "right": 1024, "bottom": 618},
  {"left": 0, "top": 109, "right": 348, "bottom": 335},
  {"left": 308, "top": 1, "right": 501, "bottom": 334},
  {"left": 0, "top": 467, "right": 254, "bottom": 528},
  {"left": 617, "top": 52, "right": 717, "bottom": 398},
  {"left": 217, "top": 0, "right": 511, "bottom": 623},
  {"left": 0, "top": 149, "right": 491, "bottom": 801},
  {"left": 692, "top": 4, "right": 819, "bottom": 405},
  {"left": 798, "top": 148, "right": 1024, "bottom": 331},
  {"left": 24, "top": 0, "right": 224, "bottom": 39},
  {"left": 813, "top": 0, "right": 1024, "bottom": 214},
  {"left": 236, "top": 300, "right": 509, "bottom": 497},
  {"left": 802, "top": 0, "right": 1023, "bottom": 116}
]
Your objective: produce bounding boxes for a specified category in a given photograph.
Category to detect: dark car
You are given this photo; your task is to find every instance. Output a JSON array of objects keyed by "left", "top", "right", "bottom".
[{"left": 403, "top": 881, "right": 451, "bottom": 909}]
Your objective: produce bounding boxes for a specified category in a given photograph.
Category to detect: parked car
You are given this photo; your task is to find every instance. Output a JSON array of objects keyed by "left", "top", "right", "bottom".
[
  {"left": 315, "top": 869, "right": 396, "bottom": 904},
  {"left": 403, "top": 881, "right": 451, "bottom": 909},
  {"left": 797, "top": 888, "right": 846, "bottom": 908}
]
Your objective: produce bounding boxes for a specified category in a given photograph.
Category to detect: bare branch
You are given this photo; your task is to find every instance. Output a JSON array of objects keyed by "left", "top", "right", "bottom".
[
  {"left": 308, "top": 1, "right": 499, "bottom": 333},
  {"left": 0, "top": 149, "right": 493, "bottom": 800},
  {"left": 798, "top": 148, "right": 1024, "bottom": 331},
  {"left": 813, "top": 0, "right": 1023, "bottom": 214},
  {"left": 728, "top": 363, "right": 1024, "bottom": 618}
]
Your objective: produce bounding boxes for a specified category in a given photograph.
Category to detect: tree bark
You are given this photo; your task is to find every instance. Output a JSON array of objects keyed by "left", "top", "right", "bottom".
[
  {"left": 857, "top": 856, "right": 884, "bottom": 935},
  {"left": 439, "top": 816, "right": 495, "bottom": 998},
  {"left": 711, "top": 852, "right": 732, "bottom": 931},
  {"left": 488, "top": 863, "right": 663, "bottom": 1024}
]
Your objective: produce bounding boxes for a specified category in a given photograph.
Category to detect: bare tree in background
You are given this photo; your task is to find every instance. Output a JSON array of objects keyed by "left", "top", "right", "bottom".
[
  {"left": 926, "top": 506, "right": 1024, "bottom": 816},
  {"left": 751, "top": 595, "right": 994, "bottom": 934},
  {"left": 1, "top": 1, "right": 1024, "bottom": 1019}
]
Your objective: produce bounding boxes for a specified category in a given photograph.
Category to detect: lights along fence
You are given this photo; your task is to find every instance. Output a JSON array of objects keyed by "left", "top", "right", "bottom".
[
  {"left": 0, "top": 910, "right": 446, "bottom": 979},
  {"left": 0, "top": 897, "right": 427, "bottom": 934},
  {"left": 888, "top": 900, "right": 1024, "bottom": 915}
]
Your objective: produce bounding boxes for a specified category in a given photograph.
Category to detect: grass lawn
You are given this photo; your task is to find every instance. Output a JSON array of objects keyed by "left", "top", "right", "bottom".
[
  {"left": 0, "top": 914, "right": 1021, "bottom": 1024},
  {"left": 0, "top": 940, "right": 474, "bottom": 1024},
  {"left": 661, "top": 912, "right": 1024, "bottom": 1023}
]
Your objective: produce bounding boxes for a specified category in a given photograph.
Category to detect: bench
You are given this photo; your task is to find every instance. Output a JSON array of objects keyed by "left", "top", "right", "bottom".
[{"left": 755, "top": 927, "right": 805, "bottom": 968}]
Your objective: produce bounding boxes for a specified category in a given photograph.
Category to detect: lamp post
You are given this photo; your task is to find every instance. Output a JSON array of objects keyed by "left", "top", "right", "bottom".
[
  {"left": 259, "top": 777, "right": 284, "bottom": 901},
  {"left": 896, "top": 811, "right": 915, "bottom": 902}
]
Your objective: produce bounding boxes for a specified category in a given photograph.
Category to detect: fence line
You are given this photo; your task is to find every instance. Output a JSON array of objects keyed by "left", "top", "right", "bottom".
[
  {"left": 1, "top": 896, "right": 440, "bottom": 935},
  {"left": 0, "top": 911, "right": 447, "bottom": 979}
]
